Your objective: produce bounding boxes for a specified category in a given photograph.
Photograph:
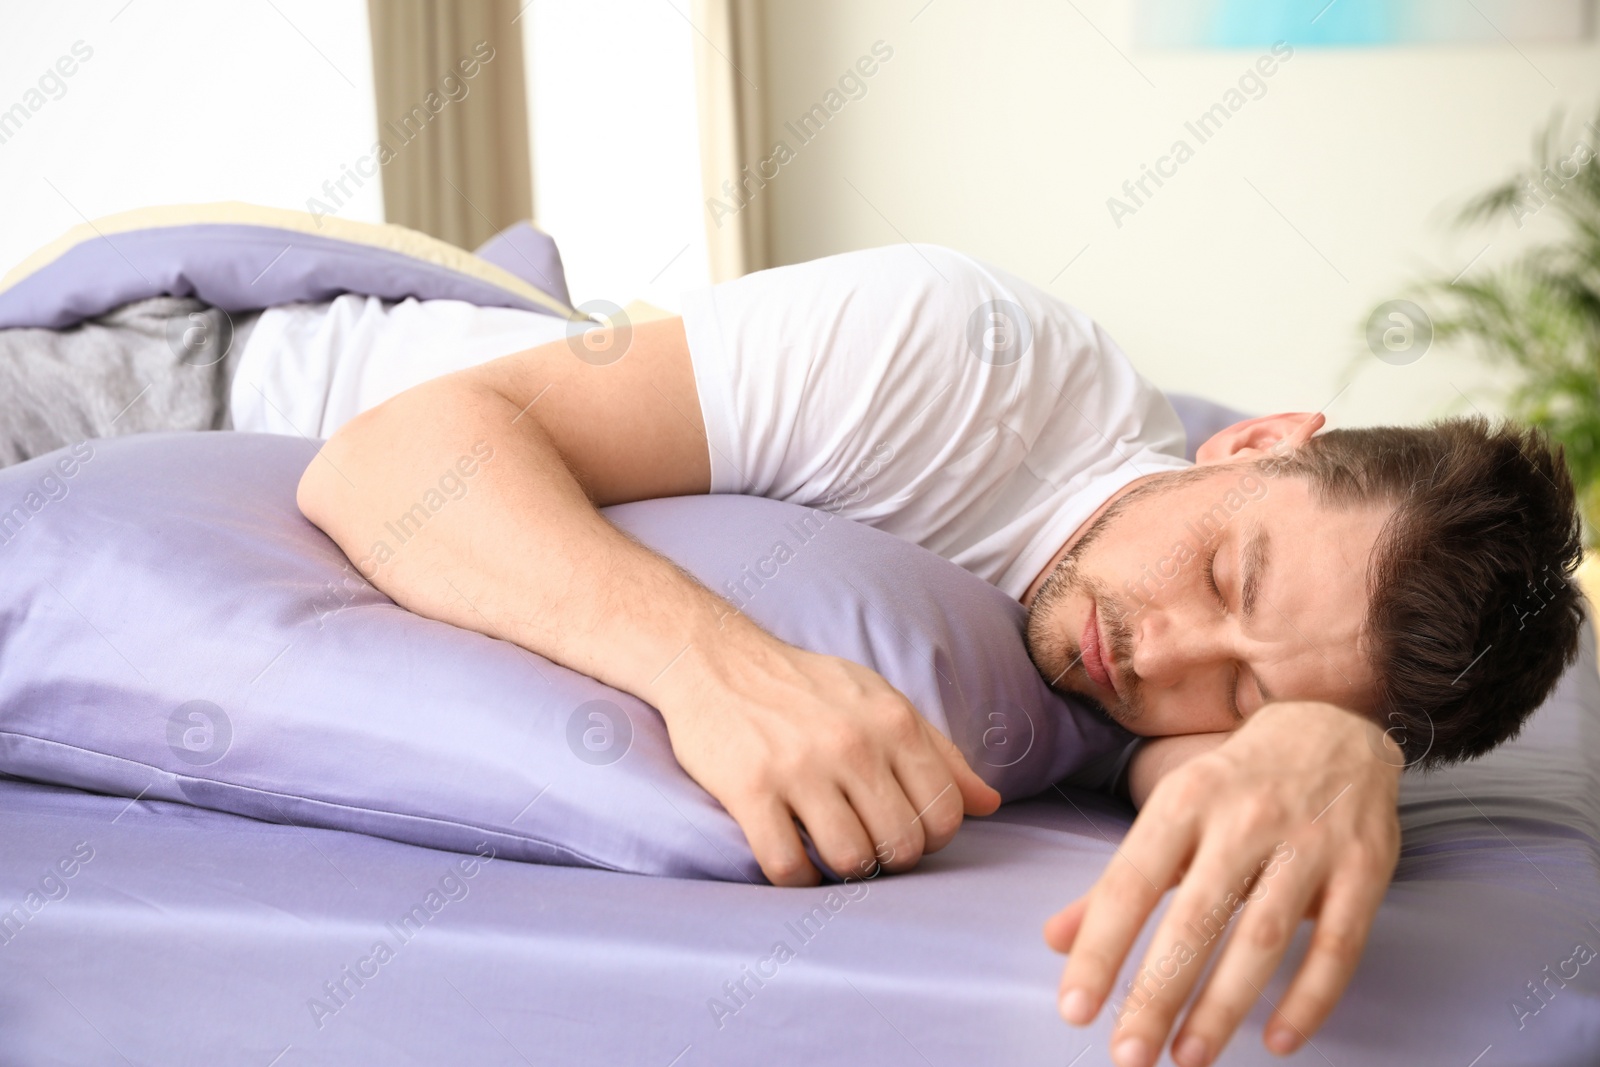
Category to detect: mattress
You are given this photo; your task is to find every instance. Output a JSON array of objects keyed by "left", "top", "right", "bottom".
[{"left": 1, "top": 630, "right": 1598, "bottom": 1064}]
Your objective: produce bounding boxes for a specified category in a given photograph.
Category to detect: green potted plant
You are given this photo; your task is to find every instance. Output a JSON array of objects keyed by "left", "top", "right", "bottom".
[{"left": 1398, "top": 108, "right": 1600, "bottom": 543}]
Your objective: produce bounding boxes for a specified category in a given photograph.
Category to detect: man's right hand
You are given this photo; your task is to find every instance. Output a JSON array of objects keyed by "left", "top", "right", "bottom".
[{"left": 651, "top": 630, "right": 1001, "bottom": 885}]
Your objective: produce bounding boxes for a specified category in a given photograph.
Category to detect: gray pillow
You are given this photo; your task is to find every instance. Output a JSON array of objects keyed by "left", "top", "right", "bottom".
[{"left": 0, "top": 432, "right": 1130, "bottom": 880}]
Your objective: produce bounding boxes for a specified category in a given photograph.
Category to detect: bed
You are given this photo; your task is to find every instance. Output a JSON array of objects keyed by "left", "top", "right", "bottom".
[
  {"left": 2, "top": 618, "right": 1597, "bottom": 1066},
  {"left": 2, "top": 209, "right": 1598, "bottom": 1066}
]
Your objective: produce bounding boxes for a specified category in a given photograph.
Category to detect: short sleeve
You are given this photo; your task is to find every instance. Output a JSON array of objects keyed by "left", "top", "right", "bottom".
[{"left": 677, "top": 245, "right": 1188, "bottom": 599}]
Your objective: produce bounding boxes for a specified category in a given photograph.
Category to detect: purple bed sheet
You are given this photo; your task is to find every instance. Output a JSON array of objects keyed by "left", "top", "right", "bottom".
[{"left": 1, "top": 624, "right": 1597, "bottom": 1065}]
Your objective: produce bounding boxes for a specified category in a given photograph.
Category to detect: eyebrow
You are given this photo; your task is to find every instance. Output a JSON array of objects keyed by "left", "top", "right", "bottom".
[
  {"left": 1241, "top": 525, "right": 1270, "bottom": 621},
  {"left": 1239, "top": 525, "right": 1276, "bottom": 705}
]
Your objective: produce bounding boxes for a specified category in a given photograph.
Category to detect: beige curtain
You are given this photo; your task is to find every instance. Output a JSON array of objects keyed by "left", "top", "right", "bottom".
[
  {"left": 367, "top": 0, "right": 532, "bottom": 250},
  {"left": 692, "top": 0, "right": 769, "bottom": 281}
]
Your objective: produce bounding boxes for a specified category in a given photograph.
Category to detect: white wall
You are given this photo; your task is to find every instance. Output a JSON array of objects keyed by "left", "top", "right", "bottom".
[
  {"left": 754, "top": 0, "right": 1600, "bottom": 426},
  {"left": 0, "top": 1, "right": 380, "bottom": 276},
  {"left": 0, "top": 0, "right": 713, "bottom": 315},
  {"left": 523, "top": 0, "right": 712, "bottom": 313},
  {"left": 5, "top": 0, "right": 1592, "bottom": 428}
]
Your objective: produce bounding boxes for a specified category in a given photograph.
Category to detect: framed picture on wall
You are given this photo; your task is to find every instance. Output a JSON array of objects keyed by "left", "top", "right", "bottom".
[{"left": 1134, "top": 0, "right": 1595, "bottom": 48}]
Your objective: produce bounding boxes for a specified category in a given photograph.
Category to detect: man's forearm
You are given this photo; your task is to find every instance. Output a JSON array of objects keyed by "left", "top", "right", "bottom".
[
  {"left": 298, "top": 371, "right": 757, "bottom": 702},
  {"left": 297, "top": 341, "right": 999, "bottom": 886},
  {"left": 1125, "top": 733, "right": 1229, "bottom": 808}
]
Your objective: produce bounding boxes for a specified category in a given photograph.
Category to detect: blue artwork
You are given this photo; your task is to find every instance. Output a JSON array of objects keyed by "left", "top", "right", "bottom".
[{"left": 1134, "top": 0, "right": 1593, "bottom": 48}]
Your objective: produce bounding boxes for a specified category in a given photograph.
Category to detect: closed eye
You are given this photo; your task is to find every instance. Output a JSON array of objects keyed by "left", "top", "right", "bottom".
[
  {"left": 1204, "top": 546, "right": 1226, "bottom": 608},
  {"left": 1206, "top": 546, "right": 1243, "bottom": 719}
]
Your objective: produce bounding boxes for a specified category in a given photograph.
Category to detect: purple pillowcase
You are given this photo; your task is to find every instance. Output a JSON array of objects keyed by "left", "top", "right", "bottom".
[{"left": 0, "top": 432, "right": 1130, "bottom": 881}]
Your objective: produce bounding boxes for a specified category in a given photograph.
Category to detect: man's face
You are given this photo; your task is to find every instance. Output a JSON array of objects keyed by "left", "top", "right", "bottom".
[{"left": 1024, "top": 464, "right": 1390, "bottom": 736}]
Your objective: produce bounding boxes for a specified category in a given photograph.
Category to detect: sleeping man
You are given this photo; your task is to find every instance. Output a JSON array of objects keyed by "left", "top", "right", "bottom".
[{"left": 295, "top": 244, "right": 1583, "bottom": 1067}]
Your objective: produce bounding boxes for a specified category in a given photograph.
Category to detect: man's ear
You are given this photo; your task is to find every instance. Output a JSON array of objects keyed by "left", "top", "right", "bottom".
[{"left": 1194, "top": 413, "right": 1325, "bottom": 466}]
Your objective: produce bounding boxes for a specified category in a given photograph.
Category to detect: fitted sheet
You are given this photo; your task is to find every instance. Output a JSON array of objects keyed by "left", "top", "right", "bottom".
[{"left": 1, "top": 625, "right": 1597, "bottom": 1066}]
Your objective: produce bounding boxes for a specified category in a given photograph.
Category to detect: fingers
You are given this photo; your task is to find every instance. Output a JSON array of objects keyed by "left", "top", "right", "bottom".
[
  {"left": 823, "top": 716, "right": 997, "bottom": 875},
  {"left": 710, "top": 652, "right": 998, "bottom": 885},
  {"left": 1255, "top": 862, "right": 1387, "bottom": 1055},
  {"left": 824, "top": 716, "right": 995, "bottom": 873},
  {"left": 881, "top": 720, "right": 970, "bottom": 857},
  {"left": 1043, "top": 896, "right": 1089, "bottom": 952},
  {"left": 929, "top": 722, "right": 1003, "bottom": 817},
  {"left": 1106, "top": 843, "right": 1242, "bottom": 1042},
  {"left": 728, "top": 793, "right": 820, "bottom": 887},
  {"left": 839, "top": 763, "right": 925, "bottom": 875},
  {"left": 1094, "top": 840, "right": 1263, "bottom": 1067},
  {"left": 1146, "top": 845, "right": 1317, "bottom": 1067},
  {"left": 792, "top": 785, "right": 888, "bottom": 881},
  {"left": 1056, "top": 808, "right": 1196, "bottom": 1027}
]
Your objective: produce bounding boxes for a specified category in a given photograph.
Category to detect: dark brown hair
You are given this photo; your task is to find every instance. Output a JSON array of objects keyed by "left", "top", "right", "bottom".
[{"left": 1262, "top": 418, "right": 1584, "bottom": 768}]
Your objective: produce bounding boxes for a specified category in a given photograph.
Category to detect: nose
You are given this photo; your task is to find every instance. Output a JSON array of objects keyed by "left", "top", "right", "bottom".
[{"left": 1132, "top": 601, "right": 1236, "bottom": 690}]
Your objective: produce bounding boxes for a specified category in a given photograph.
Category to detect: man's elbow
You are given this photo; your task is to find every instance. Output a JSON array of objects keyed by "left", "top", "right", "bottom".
[
  {"left": 296, "top": 412, "right": 370, "bottom": 533},
  {"left": 296, "top": 456, "right": 334, "bottom": 530},
  {"left": 296, "top": 452, "right": 345, "bottom": 538}
]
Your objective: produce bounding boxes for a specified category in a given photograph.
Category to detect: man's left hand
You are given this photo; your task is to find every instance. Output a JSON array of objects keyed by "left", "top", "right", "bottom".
[{"left": 1044, "top": 701, "right": 1403, "bottom": 1067}]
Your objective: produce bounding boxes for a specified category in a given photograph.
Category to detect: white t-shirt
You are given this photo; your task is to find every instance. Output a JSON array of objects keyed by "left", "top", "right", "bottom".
[
  {"left": 680, "top": 244, "right": 1188, "bottom": 599},
  {"left": 233, "top": 244, "right": 1188, "bottom": 600},
  {"left": 230, "top": 295, "right": 572, "bottom": 440}
]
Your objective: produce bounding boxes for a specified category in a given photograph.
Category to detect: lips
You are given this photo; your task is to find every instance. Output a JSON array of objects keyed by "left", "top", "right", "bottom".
[{"left": 1080, "top": 601, "right": 1116, "bottom": 696}]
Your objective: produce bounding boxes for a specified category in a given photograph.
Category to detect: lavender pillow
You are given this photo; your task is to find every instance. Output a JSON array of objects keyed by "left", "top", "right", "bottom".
[{"left": 0, "top": 432, "right": 1129, "bottom": 881}]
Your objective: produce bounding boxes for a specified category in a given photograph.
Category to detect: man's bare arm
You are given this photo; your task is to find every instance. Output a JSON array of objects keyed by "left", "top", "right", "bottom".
[
  {"left": 1124, "top": 733, "right": 1229, "bottom": 808},
  {"left": 297, "top": 317, "right": 999, "bottom": 887}
]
